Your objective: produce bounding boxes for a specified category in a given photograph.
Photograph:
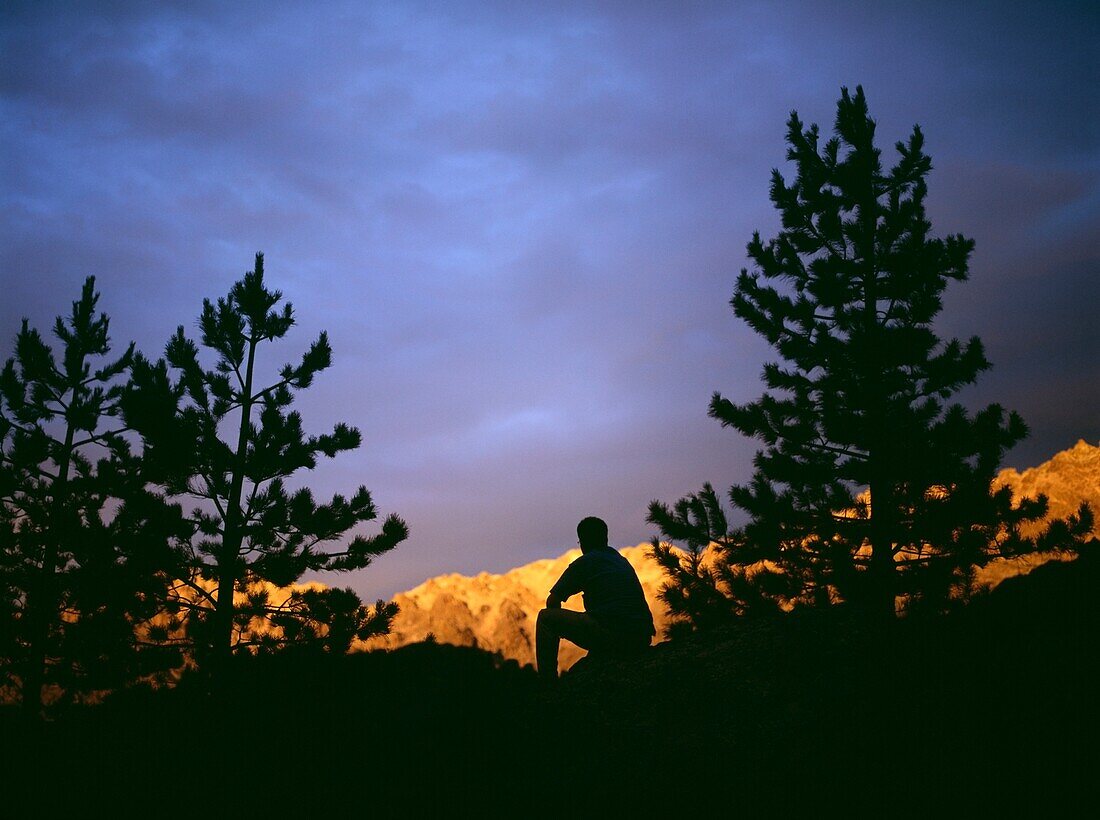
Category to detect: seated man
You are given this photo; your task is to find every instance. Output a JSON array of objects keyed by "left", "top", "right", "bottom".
[{"left": 536, "top": 516, "right": 655, "bottom": 680}]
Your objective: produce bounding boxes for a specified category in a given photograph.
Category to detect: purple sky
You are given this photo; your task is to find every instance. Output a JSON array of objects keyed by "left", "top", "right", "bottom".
[{"left": 2, "top": 1, "right": 1098, "bottom": 601}]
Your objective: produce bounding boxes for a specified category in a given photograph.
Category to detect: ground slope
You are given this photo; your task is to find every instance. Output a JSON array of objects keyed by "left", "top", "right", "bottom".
[{"left": 5, "top": 543, "right": 1097, "bottom": 813}]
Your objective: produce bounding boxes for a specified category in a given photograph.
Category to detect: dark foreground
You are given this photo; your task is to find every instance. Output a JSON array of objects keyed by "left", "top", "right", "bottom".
[{"left": 4, "top": 551, "right": 1098, "bottom": 814}]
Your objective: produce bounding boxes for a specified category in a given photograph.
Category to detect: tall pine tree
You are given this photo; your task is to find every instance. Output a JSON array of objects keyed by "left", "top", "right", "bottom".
[
  {"left": 650, "top": 87, "right": 1092, "bottom": 624},
  {"left": 0, "top": 279, "right": 184, "bottom": 713},
  {"left": 124, "top": 254, "right": 407, "bottom": 673}
]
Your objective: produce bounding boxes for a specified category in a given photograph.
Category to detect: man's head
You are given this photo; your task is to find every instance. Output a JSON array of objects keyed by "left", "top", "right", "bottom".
[{"left": 577, "top": 516, "right": 609, "bottom": 553}]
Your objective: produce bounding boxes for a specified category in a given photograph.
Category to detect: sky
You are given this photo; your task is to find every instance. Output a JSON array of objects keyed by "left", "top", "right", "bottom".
[{"left": 2, "top": 1, "right": 1097, "bottom": 601}]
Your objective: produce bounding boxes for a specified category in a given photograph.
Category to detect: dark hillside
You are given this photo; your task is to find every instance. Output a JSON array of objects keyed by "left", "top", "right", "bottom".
[
  {"left": 4, "top": 546, "right": 1097, "bottom": 813},
  {"left": 544, "top": 547, "right": 1099, "bottom": 810}
]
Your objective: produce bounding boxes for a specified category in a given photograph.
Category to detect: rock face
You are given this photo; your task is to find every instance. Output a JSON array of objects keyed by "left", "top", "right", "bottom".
[
  {"left": 973, "top": 438, "right": 1100, "bottom": 587},
  {"left": 994, "top": 439, "right": 1100, "bottom": 537},
  {"left": 364, "top": 440, "right": 1099, "bottom": 669}
]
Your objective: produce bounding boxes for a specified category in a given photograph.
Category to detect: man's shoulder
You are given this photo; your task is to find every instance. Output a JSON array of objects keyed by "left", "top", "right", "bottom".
[
  {"left": 574, "top": 546, "right": 631, "bottom": 568},
  {"left": 567, "top": 550, "right": 597, "bottom": 569},
  {"left": 568, "top": 548, "right": 610, "bottom": 569}
]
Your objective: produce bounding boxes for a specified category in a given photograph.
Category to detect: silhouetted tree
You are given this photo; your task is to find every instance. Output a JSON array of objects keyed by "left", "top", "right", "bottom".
[
  {"left": 648, "top": 484, "right": 792, "bottom": 637},
  {"left": 124, "top": 254, "right": 406, "bottom": 675},
  {"left": 0, "top": 279, "right": 185, "bottom": 713},
  {"left": 651, "top": 87, "right": 1093, "bottom": 624}
]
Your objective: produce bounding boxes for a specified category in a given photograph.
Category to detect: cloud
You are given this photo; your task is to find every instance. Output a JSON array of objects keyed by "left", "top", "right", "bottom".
[{"left": 2, "top": 0, "right": 1097, "bottom": 600}]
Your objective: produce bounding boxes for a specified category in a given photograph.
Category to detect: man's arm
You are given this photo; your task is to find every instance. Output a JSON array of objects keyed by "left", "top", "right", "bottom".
[{"left": 546, "top": 559, "right": 583, "bottom": 609}]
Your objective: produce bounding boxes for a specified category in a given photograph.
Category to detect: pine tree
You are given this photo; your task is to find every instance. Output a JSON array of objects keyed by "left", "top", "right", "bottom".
[
  {"left": 648, "top": 484, "right": 793, "bottom": 637},
  {"left": 650, "top": 87, "right": 1093, "bottom": 624},
  {"left": 124, "top": 253, "right": 407, "bottom": 674},
  {"left": 0, "top": 278, "right": 184, "bottom": 713}
]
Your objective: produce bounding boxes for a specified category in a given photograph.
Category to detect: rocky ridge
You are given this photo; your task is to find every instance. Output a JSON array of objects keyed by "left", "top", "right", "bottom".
[{"left": 994, "top": 438, "right": 1099, "bottom": 533}]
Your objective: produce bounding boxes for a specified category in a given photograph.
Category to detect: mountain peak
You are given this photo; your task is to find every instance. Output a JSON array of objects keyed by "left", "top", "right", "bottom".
[{"left": 995, "top": 439, "right": 1099, "bottom": 534}]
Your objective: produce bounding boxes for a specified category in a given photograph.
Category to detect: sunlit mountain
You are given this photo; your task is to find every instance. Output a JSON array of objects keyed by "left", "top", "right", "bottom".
[{"left": 995, "top": 439, "right": 1100, "bottom": 533}]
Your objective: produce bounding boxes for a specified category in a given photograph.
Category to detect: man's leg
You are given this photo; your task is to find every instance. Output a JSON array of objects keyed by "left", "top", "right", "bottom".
[{"left": 535, "top": 608, "right": 613, "bottom": 680}]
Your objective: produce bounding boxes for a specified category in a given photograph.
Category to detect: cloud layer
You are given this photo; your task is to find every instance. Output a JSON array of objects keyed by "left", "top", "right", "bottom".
[{"left": 2, "top": 1, "right": 1097, "bottom": 599}]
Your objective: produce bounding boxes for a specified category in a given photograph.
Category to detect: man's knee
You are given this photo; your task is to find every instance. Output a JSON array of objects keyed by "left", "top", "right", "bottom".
[{"left": 537, "top": 607, "right": 561, "bottom": 633}]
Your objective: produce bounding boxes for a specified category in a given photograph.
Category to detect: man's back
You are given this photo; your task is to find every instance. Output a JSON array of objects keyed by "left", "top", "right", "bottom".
[{"left": 549, "top": 546, "right": 655, "bottom": 636}]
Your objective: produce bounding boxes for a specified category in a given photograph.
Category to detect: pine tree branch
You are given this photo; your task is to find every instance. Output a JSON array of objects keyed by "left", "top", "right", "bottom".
[
  {"left": 802, "top": 215, "right": 849, "bottom": 263},
  {"left": 259, "top": 599, "right": 299, "bottom": 614},
  {"left": 37, "top": 378, "right": 69, "bottom": 410},
  {"left": 133, "top": 639, "right": 193, "bottom": 648},
  {"left": 70, "top": 426, "right": 132, "bottom": 448},
  {"left": 891, "top": 550, "right": 994, "bottom": 565},
  {"left": 242, "top": 479, "right": 267, "bottom": 522},
  {"left": 230, "top": 357, "right": 246, "bottom": 393},
  {"left": 880, "top": 298, "right": 899, "bottom": 323},
  {"left": 166, "top": 590, "right": 216, "bottom": 611},
  {"left": 799, "top": 436, "right": 865, "bottom": 460},
  {"left": 171, "top": 572, "right": 218, "bottom": 603},
  {"left": 233, "top": 635, "right": 317, "bottom": 648},
  {"left": 2, "top": 461, "right": 59, "bottom": 482},
  {"left": 250, "top": 376, "right": 294, "bottom": 404},
  {"left": 0, "top": 416, "right": 37, "bottom": 436},
  {"left": 192, "top": 475, "right": 229, "bottom": 525}
]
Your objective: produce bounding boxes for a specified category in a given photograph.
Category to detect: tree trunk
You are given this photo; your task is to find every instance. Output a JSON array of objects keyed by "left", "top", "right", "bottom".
[
  {"left": 211, "top": 335, "right": 257, "bottom": 684},
  {"left": 861, "top": 185, "right": 896, "bottom": 620},
  {"left": 23, "top": 419, "right": 76, "bottom": 716},
  {"left": 868, "top": 480, "right": 897, "bottom": 619}
]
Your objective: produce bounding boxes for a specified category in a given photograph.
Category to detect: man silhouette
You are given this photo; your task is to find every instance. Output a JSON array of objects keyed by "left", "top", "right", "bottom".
[{"left": 536, "top": 516, "right": 655, "bottom": 680}]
